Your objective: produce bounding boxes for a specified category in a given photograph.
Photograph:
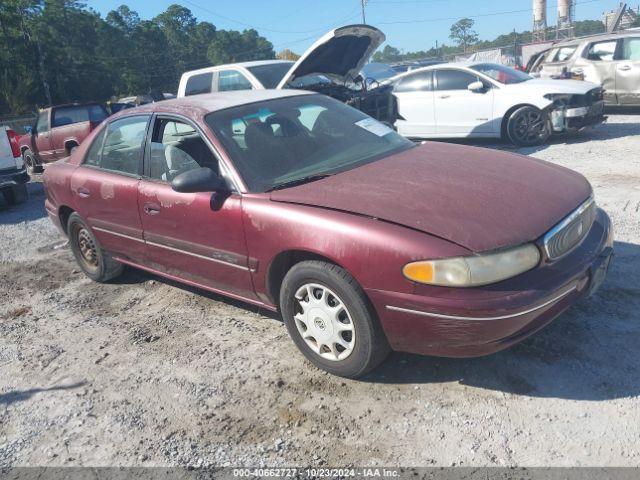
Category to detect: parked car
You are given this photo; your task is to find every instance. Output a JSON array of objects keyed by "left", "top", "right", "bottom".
[
  {"left": 19, "top": 102, "right": 110, "bottom": 174},
  {"left": 529, "top": 32, "right": 640, "bottom": 105},
  {"left": 178, "top": 25, "right": 398, "bottom": 125},
  {"left": 42, "top": 90, "right": 613, "bottom": 377},
  {"left": 390, "top": 62, "right": 605, "bottom": 146},
  {"left": 0, "top": 126, "right": 29, "bottom": 205}
]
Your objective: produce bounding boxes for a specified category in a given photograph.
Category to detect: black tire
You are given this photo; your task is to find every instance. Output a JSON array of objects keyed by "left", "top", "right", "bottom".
[
  {"left": 22, "top": 149, "right": 41, "bottom": 175},
  {"left": 67, "top": 212, "right": 123, "bottom": 282},
  {"left": 2, "top": 184, "right": 28, "bottom": 205},
  {"left": 506, "top": 106, "right": 552, "bottom": 147},
  {"left": 279, "top": 260, "right": 390, "bottom": 378}
]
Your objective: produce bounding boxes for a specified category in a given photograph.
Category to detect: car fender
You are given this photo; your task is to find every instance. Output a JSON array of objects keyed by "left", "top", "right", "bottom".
[{"left": 240, "top": 196, "right": 470, "bottom": 306}]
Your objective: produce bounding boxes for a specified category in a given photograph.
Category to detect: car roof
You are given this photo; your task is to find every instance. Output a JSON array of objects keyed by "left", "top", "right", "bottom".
[
  {"left": 111, "top": 89, "right": 315, "bottom": 119},
  {"left": 551, "top": 31, "right": 639, "bottom": 48},
  {"left": 182, "top": 60, "right": 294, "bottom": 77}
]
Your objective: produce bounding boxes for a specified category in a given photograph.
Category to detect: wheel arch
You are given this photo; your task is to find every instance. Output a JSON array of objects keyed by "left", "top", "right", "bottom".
[
  {"left": 265, "top": 249, "right": 353, "bottom": 307},
  {"left": 58, "top": 205, "right": 75, "bottom": 235}
]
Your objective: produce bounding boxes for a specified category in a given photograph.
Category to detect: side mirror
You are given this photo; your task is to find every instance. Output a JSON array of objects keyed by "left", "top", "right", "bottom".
[
  {"left": 468, "top": 81, "right": 486, "bottom": 93},
  {"left": 171, "top": 167, "right": 227, "bottom": 193}
]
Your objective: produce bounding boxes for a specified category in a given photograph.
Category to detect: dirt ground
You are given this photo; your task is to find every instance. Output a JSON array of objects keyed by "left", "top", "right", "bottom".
[{"left": 1, "top": 113, "right": 639, "bottom": 468}]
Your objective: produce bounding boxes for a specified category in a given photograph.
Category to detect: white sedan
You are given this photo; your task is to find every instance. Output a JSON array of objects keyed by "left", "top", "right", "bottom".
[{"left": 390, "top": 62, "right": 606, "bottom": 146}]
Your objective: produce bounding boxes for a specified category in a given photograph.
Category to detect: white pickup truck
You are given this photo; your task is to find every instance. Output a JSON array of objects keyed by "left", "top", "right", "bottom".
[{"left": 0, "top": 126, "right": 29, "bottom": 205}]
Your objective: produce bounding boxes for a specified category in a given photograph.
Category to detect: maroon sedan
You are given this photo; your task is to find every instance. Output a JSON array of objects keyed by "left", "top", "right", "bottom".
[{"left": 43, "top": 90, "right": 613, "bottom": 378}]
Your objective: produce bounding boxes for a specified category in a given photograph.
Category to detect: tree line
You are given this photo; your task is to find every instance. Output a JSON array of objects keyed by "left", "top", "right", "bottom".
[{"left": 0, "top": 0, "right": 276, "bottom": 115}]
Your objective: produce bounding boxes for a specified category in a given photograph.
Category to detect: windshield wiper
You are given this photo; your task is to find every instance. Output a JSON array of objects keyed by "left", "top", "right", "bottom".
[{"left": 266, "top": 173, "right": 333, "bottom": 192}]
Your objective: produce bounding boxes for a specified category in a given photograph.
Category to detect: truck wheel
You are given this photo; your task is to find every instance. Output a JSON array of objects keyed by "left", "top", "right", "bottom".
[
  {"left": 2, "top": 185, "right": 28, "bottom": 205},
  {"left": 22, "top": 149, "right": 41, "bottom": 175},
  {"left": 67, "top": 212, "right": 123, "bottom": 282},
  {"left": 279, "top": 260, "right": 390, "bottom": 378},
  {"left": 506, "top": 106, "right": 552, "bottom": 147}
]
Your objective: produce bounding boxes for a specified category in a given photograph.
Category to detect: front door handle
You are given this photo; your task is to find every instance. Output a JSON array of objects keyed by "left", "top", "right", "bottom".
[
  {"left": 439, "top": 94, "right": 451, "bottom": 99},
  {"left": 143, "top": 202, "right": 161, "bottom": 215},
  {"left": 77, "top": 187, "right": 90, "bottom": 198},
  {"left": 618, "top": 65, "right": 632, "bottom": 71}
]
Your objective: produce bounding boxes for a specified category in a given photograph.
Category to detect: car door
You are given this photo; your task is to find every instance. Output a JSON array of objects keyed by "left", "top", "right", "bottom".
[
  {"left": 70, "top": 115, "right": 150, "bottom": 263},
  {"left": 393, "top": 70, "right": 436, "bottom": 137},
  {"left": 616, "top": 37, "right": 640, "bottom": 105},
  {"left": 574, "top": 39, "right": 620, "bottom": 104},
  {"left": 138, "top": 115, "right": 255, "bottom": 300},
  {"left": 33, "top": 110, "right": 54, "bottom": 162},
  {"left": 433, "top": 69, "right": 494, "bottom": 135}
]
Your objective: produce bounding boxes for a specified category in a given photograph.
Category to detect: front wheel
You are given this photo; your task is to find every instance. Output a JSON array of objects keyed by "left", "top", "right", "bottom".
[
  {"left": 279, "top": 261, "right": 390, "bottom": 378},
  {"left": 506, "top": 106, "right": 552, "bottom": 147},
  {"left": 68, "top": 212, "right": 123, "bottom": 282}
]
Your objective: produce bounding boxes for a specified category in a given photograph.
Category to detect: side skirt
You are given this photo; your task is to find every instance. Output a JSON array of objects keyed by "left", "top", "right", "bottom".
[{"left": 113, "top": 256, "right": 278, "bottom": 313}]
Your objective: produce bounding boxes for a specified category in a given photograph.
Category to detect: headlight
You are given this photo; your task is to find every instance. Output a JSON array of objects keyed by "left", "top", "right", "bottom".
[{"left": 403, "top": 244, "right": 541, "bottom": 287}]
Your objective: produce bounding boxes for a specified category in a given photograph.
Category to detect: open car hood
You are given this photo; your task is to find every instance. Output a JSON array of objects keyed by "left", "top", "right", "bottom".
[{"left": 276, "top": 25, "right": 386, "bottom": 89}]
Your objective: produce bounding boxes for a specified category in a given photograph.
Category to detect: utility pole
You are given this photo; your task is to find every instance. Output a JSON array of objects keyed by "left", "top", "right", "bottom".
[{"left": 361, "top": 0, "right": 368, "bottom": 24}]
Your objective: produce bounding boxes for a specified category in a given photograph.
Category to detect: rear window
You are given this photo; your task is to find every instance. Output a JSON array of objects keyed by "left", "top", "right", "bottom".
[
  {"left": 246, "top": 63, "right": 293, "bottom": 89},
  {"left": 52, "top": 105, "right": 108, "bottom": 128},
  {"left": 185, "top": 72, "right": 213, "bottom": 96}
]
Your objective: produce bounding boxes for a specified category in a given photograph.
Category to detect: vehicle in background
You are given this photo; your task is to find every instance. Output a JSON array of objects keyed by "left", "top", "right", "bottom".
[
  {"left": 0, "top": 126, "right": 29, "bottom": 205},
  {"left": 19, "top": 102, "right": 110, "bottom": 174},
  {"left": 390, "top": 60, "right": 443, "bottom": 74},
  {"left": 178, "top": 25, "right": 399, "bottom": 125},
  {"left": 42, "top": 90, "right": 612, "bottom": 377},
  {"left": 360, "top": 62, "right": 398, "bottom": 85},
  {"left": 110, "top": 91, "right": 176, "bottom": 114},
  {"left": 390, "top": 62, "right": 605, "bottom": 146},
  {"left": 528, "top": 32, "right": 640, "bottom": 105},
  {"left": 177, "top": 60, "right": 295, "bottom": 96}
]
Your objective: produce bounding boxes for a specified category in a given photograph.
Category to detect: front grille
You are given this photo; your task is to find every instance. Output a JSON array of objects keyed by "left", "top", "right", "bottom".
[{"left": 544, "top": 197, "right": 596, "bottom": 260}]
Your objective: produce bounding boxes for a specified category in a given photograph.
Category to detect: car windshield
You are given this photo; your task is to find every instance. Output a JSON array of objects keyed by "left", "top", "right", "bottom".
[
  {"left": 470, "top": 63, "right": 532, "bottom": 84},
  {"left": 206, "top": 94, "right": 414, "bottom": 193},
  {"left": 246, "top": 63, "right": 294, "bottom": 89}
]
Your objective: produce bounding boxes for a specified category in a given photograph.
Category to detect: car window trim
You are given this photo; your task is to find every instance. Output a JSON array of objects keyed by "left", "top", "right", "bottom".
[
  {"left": 79, "top": 114, "right": 151, "bottom": 179},
  {"left": 142, "top": 112, "right": 242, "bottom": 193}
]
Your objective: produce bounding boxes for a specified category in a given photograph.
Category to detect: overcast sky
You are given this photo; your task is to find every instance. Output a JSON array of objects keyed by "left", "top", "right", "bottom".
[{"left": 87, "top": 0, "right": 630, "bottom": 53}]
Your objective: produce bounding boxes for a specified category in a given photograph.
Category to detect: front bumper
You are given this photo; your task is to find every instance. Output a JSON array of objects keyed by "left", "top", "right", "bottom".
[
  {"left": 367, "top": 208, "right": 613, "bottom": 358},
  {"left": 0, "top": 167, "right": 29, "bottom": 189},
  {"left": 551, "top": 100, "right": 606, "bottom": 133}
]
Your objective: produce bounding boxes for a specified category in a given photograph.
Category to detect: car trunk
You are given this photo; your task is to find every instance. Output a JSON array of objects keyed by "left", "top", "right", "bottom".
[{"left": 269, "top": 142, "right": 592, "bottom": 253}]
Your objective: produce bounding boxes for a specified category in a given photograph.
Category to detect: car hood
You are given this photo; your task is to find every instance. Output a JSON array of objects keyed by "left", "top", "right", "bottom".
[
  {"left": 269, "top": 142, "right": 592, "bottom": 253},
  {"left": 276, "top": 25, "right": 385, "bottom": 88},
  {"left": 508, "top": 78, "right": 600, "bottom": 95}
]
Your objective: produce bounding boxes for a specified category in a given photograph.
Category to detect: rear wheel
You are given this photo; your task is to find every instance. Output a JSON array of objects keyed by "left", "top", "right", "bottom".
[
  {"left": 68, "top": 212, "right": 123, "bottom": 282},
  {"left": 279, "top": 261, "right": 390, "bottom": 378},
  {"left": 22, "top": 149, "right": 40, "bottom": 175},
  {"left": 506, "top": 106, "right": 552, "bottom": 147}
]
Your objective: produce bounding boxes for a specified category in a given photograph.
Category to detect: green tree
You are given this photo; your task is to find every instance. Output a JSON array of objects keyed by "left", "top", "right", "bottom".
[
  {"left": 449, "top": 18, "right": 478, "bottom": 53},
  {"left": 372, "top": 45, "right": 402, "bottom": 63}
]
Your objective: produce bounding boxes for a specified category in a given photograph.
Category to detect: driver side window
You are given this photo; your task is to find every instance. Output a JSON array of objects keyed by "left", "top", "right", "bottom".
[{"left": 147, "top": 118, "right": 219, "bottom": 182}]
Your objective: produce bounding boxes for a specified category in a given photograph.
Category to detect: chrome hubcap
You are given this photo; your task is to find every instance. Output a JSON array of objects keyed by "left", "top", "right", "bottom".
[
  {"left": 293, "top": 283, "right": 355, "bottom": 361},
  {"left": 77, "top": 228, "right": 98, "bottom": 267}
]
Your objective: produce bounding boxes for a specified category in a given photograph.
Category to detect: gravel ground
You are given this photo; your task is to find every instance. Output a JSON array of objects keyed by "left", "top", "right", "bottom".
[{"left": 0, "top": 113, "right": 639, "bottom": 468}]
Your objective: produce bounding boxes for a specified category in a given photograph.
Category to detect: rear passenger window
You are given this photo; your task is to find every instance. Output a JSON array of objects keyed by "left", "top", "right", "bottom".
[
  {"left": 586, "top": 40, "right": 618, "bottom": 61},
  {"left": 552, "top": 46, "right": 577, "bottom": 62},
  {"left": 394, "top": 71, "right": 433, "bottom": 92},
  {"left": 218, "top": 70, "right": 253, "bottom": 91},
  {"left": 84, "top": 116, "right": 148, "bottom": 175},
  {"left": 622, "top": 38, "right": 640, "bottom": 61},
  {"left": 435, "top": 70, "right": 479, "bottom": 91},
  {"left": 185, "top": 72, "right": 213, "bottom": 96},
  {"left": 148, "top": 118, "right": 219, "bottom": 182},
  {"left": 83, "top": 128, "right": 107, "bottom": 167}
]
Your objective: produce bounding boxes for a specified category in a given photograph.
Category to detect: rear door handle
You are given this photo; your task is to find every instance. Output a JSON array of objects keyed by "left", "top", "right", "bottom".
[
  {"left": 77, "top": 187, "right": 90, "bottom": 198},
  {"left": 143, "top": 202, "right": 161, "bottom": 215},
  {"left": 618, "top": 65, "right": 632, "bottom": 71}
]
